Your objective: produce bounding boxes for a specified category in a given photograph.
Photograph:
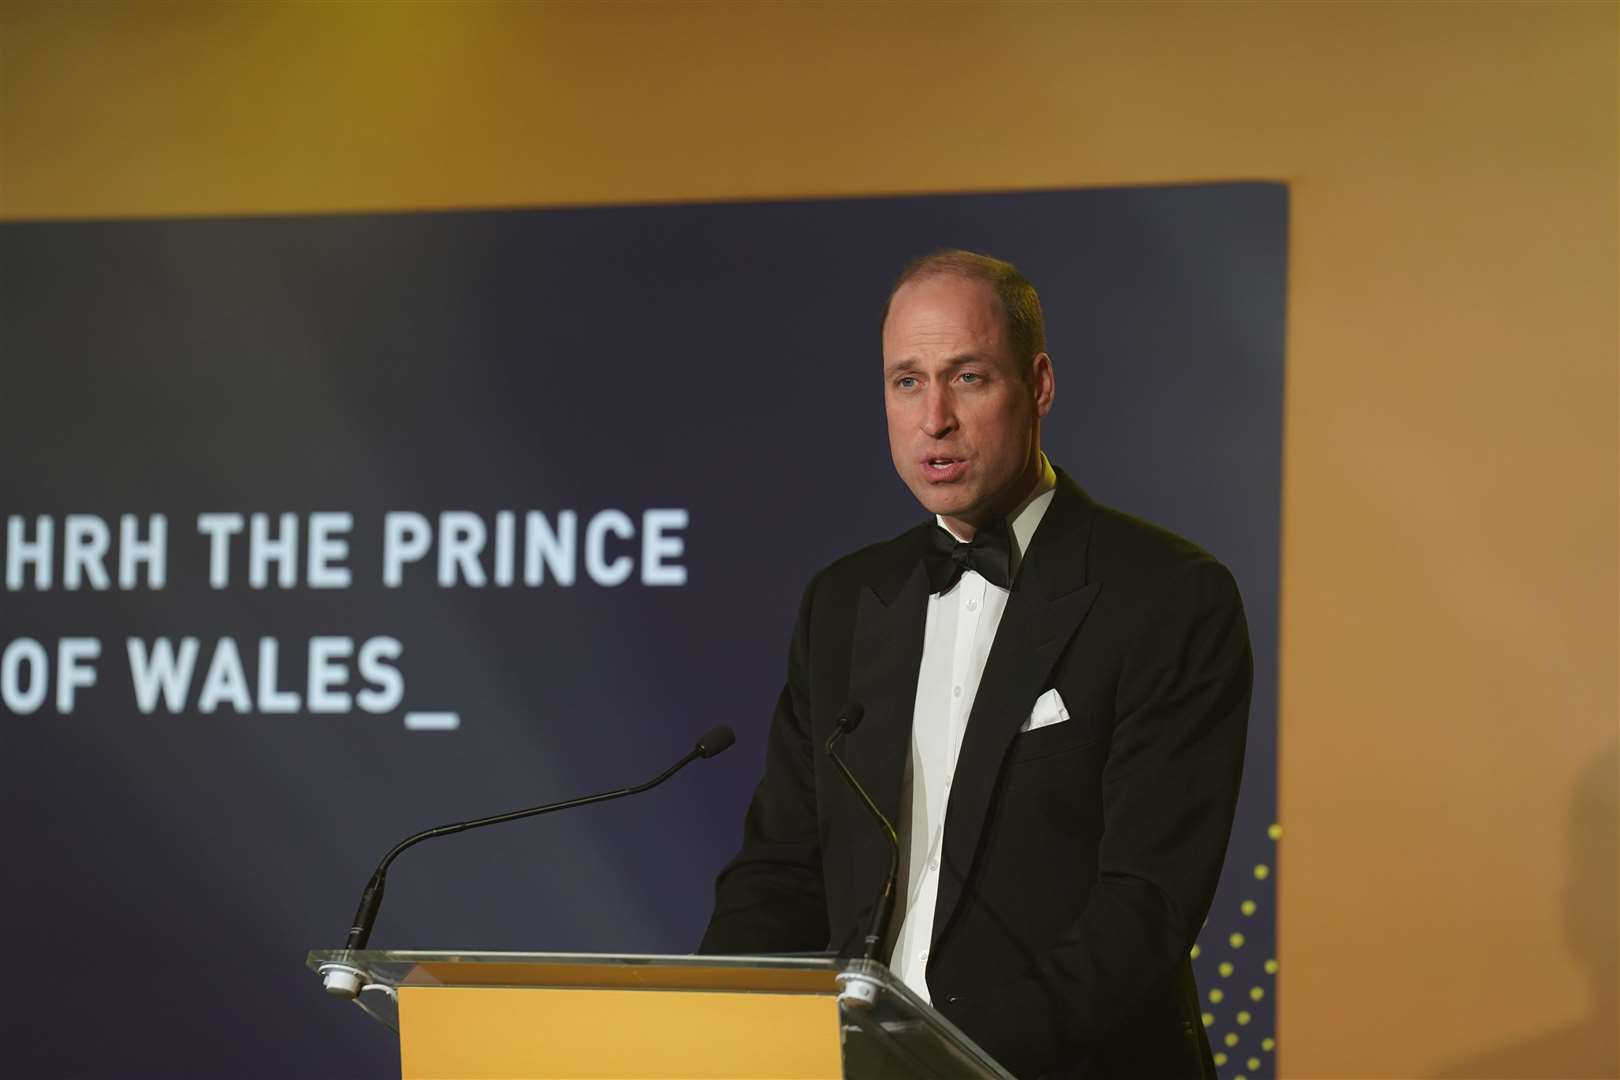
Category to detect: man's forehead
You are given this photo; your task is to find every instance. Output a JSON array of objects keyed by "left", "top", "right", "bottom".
[{"left": 884, "top": 275, "right": 1007, "bottom": 353}]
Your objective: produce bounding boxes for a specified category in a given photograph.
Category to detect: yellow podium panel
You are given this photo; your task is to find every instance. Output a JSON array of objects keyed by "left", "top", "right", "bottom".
[{"left": 398, "top": 985, "right": 842, "bottom": 1079}]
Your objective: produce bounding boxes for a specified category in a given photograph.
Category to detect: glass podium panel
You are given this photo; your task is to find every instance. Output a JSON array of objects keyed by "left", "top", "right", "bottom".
[
  {"left": 833, "top": 959, "right": 1016, "bottom": 1080},
  {"left": 306, "top": 949, "right": 1013, "bottom": 1079},
  {"left": 307, "top": 949, "right": 841, "bottom": 1031}
]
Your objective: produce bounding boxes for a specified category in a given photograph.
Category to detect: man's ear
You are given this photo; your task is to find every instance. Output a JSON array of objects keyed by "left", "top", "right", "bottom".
[{"left": 1031, "top": 352, "right": 1055, "bottom": 417}]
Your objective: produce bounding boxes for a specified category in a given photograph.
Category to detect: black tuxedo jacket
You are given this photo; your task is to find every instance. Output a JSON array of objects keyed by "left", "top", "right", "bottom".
[{"left": 700, "top": 471, "right": 1251, "bottom": 1080}]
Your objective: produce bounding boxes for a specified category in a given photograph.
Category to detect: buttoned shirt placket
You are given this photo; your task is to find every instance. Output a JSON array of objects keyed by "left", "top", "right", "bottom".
[
  {"left": 888, "top": 455, "right": 1059, "bottom": 1003},
  {"left": 892, "top": 565, "right": 1004, "bottom": 1000}
]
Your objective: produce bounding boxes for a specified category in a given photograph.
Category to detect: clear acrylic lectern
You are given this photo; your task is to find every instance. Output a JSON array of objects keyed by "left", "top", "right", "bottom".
[{"left": 306, "top": 949, "right": 1014, "bottom": 1079}]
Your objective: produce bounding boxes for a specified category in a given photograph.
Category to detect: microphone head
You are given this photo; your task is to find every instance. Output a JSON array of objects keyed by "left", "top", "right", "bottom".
[
  {"left": 695, "top": 725, "right": 736, "bottom": 759},
  {"left": 838, "top": 703, "right": 865, "bottom": 734}
]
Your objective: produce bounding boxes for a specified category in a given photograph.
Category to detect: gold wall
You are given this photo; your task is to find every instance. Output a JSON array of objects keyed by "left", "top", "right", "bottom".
[{"left": 3, "top": 2, "right": 1615, "bottom": 1075}]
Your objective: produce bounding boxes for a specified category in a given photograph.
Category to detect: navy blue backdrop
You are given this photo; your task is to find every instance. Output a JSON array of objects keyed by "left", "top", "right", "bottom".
[{"left": 0, "top": 184, "right": 1285, "bottom": 1078}]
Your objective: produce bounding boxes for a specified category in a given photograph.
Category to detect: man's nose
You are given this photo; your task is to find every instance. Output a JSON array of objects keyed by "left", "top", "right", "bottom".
[{"left": 921, "top": 386, "right": 956, "bottom": 438}]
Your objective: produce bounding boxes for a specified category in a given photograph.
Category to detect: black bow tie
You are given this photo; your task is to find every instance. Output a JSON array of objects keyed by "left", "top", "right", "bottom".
[{"left": 923, "top": 518, "right": 1014, "bottom": 593}]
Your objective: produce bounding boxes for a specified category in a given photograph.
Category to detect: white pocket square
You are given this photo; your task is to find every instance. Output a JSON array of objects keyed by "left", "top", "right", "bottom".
[{"left": 1020, "top": 688, "right": 1070, "bottom": 733}]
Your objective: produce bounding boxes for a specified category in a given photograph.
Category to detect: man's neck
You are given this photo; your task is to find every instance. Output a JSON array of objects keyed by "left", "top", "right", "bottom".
[{"left": 938, "top": 450, "right": 1055, "bottom": 542}]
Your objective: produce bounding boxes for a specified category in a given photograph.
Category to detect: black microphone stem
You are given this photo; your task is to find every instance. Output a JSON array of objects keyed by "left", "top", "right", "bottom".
[
  {"left": 825, "top": 721, "right": 900, "bottom": 963},
  {"left": 344, "top": 732, "right": 727, "bottom": 951}
]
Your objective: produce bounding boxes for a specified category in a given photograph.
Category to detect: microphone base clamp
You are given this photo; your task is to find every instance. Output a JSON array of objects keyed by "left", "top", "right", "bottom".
[
  {"left": 318, "top": 962, "right": 366, "bottom": 1000},
  {"left": 836, "top": 958, "right": 886, "bottom": 1009}
]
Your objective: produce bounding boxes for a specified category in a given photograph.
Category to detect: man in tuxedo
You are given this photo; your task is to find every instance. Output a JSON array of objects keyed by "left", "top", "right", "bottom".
[{"left": 700, "top": 250, "right": 1251, "bottom": 1080}]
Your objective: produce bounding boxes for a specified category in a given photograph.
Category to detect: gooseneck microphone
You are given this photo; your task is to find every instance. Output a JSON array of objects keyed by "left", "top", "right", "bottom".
[
  {"left": 336, "top": 724, "right": 736, "bottom": 967},
  {"left": 824, "top": 703, "right": 901, "bottom": 964}
]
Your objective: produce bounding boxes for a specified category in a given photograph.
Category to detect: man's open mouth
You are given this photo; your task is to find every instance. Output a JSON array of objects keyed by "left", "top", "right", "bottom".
[{"left": 922, "top": 458, "right": 967, "bottom": 480}]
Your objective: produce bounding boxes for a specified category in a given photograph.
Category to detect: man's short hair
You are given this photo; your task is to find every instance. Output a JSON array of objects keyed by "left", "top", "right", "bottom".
[{"left": 884, "top": 249, "right": 1047, "bottom": 375}]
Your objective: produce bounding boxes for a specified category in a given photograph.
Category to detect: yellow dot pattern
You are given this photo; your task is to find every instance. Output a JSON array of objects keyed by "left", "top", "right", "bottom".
[{"left": 1191, "top": 822, "right": 1277, "bottom": 1079}]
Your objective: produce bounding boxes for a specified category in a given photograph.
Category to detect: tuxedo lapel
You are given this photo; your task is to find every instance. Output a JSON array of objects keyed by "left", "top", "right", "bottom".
[
  {"left": 844, "top": 532, "right": 931, "bottom": 852},
  {"left": 931, "top": 475, "right": 1102, "bottom": 949}
]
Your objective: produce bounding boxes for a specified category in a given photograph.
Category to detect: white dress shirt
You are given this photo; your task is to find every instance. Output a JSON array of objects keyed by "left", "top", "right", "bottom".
[{"left": 888, "top": 453, "right": 1059, "bottom": 1002}]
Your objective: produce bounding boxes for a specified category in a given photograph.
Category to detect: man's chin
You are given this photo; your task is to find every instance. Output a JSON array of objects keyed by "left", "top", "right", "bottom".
[{"left": 911, "top": 486, "right": 980, "bottom": 522}]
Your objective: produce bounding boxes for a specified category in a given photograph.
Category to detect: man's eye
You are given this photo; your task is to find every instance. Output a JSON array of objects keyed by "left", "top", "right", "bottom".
[
  {"left": 959, "top": 372, "right": 981, "bottom": 384},
  {"left": 896, "top": 376, "right": 918, "bottom": 389}
]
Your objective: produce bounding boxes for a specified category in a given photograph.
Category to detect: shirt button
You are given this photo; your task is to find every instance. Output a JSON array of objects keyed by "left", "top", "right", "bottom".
[
  {"left": 928, "top": 859, "right": 939, "bottom": 872},
  {"left": 952, "top": 685, "right": 962, "bottom": 698},
  {"left": 919, "top": 950, "right": 929, "bottom": 963},
  {"left": 966, "top": 598, "right": 979, "bottom": 612}
]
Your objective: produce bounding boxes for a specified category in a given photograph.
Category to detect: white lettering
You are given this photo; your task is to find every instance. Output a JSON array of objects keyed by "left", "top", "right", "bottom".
[
  {"left": 55, "top": 637, "right": 100, "bottom": 713},
  {"left": 641, "top": 508, "right": 688, "bottom": 586},
  {"left": 356, "top": 636, "right": 404, "bottom": 713},
  {"left": 197, "top": 638, "right": 252, "bottom": 713},
  {"left": 197, "top": 513, "right": 244, "bottom": 589},
  {"left": 438, "top": 511, "right": 487, "bottom": 587},
  {"left": 63, "top": 515, "right": 111, "bottom": 591},
  {"left": 128, "top": 637, "right": 200, "bottom": 713},
  {"left": 248, "top": 512, "right": 297, "bottom": 589},
  {"left": 493, "top": 511, "right": 516, "bottom": 587},
  {"left": 584, "top": 509, "right": 634, "bottom": 587},
  {"left": 383, "top": 512, "right": 431, "bottom": 587},
  {"left": 257, "top": 638, "right": 301, "bottom": 713},
  {"left": 306, "top": 512, "right": 352, "bottom": 588},
  {"left": 524, "top": 511, "right": 577, "bottom": 586},
  {"left": 1, "top": 638, "right": 49, "bottom": 713},
  {"left": 308, "top": 636, "right": 352, "bottom": 713},
  {"left": 6, "top": 516, "right": 53, "bottom": 590},
  {"left": 119, "top": 514, "right": 167, "bottom": 589}
]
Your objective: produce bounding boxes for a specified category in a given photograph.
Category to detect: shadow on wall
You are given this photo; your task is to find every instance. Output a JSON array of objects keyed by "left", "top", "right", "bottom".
[{"left": 1432, "top": 740, "right": 1618, "bottom": 1079}]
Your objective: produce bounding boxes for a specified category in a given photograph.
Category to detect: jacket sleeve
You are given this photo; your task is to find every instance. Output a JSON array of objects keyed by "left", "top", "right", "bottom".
[
  {"left": 697, "top": 573, "right": 830, "bottom": 953},
  {"left": 937, "top": 556, "right": 1252, "bottom": 1075}
]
